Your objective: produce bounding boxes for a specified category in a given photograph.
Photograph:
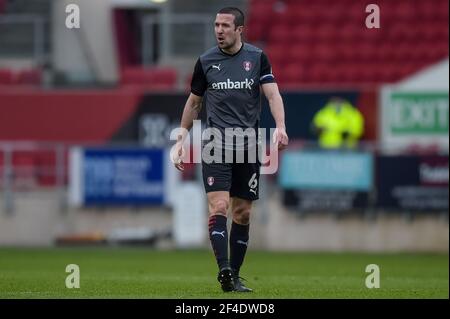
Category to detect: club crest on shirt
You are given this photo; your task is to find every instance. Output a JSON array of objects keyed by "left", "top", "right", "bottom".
[
  {"left": 243, "top": 61, "right": 252, "bottom": 72},
  {"left": 207, "top": 176, "right": 215, "bottom": 186}
]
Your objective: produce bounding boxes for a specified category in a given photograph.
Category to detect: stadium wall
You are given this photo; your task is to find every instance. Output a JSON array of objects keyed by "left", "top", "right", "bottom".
[
  {"left": 0, "top": 89, "right": 377, "bottom": 143},
  {"left": 0, "top": 188, "right": 447, "bottom": 252},
  {"left": 0, "top": 88, "right": 140, "bottom": 142}
]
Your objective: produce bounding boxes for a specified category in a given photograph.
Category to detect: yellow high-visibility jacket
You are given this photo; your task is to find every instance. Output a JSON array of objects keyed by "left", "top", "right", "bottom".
[{"left": 313, "top": 101, "right": 364, "bottom": 149}]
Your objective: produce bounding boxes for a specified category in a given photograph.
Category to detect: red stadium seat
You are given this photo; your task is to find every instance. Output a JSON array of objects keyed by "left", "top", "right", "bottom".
[
  {"left": 247, "top": 0, "right": 450, "bottom": 86},
  {"left": 378, "top": 67, "right": 398, "bottom": 83},
  {"left": 319, "top": 4, "right": 347, "bottom": 22},
  {"left": 245, "top": 21, "right": 265, "bottom": 42},
  {"left": 436, "top": 0, "right": 450, "bottom": 20},
  {"left": 372, "top": 43, "right": 390, "bottom": 62},
  {"left": 339, "top": 64, "right": 360, "bottom": 83},
  {"left": 268, "top": 24, "right": 291, "bottom": 45},
  {"left": 276, "top": 63, "right": 305, "bottom": 89},
  {"left": 35, "top": 151, "right": 58, "bottom": 186},
  {"left": 283, "top": 9, "right": 303, "bottom": 27},
  {"left": 416, "top": 24, "right": 435, "bottom": 42},
  {"left": 354, "top": 43, "right": 378, "bottom": 62},
  {"left": 434, "top": 42, "right": 450, "bottom": 59},
  {"left": 337, "top": 44, "right": 358, "bottom": 62},
  {"left": 312, "top": 44, "right": 337, "bottom": 63},
  {"left": 12, "top": 152, "right": 38, "bottom": 188},
  {"left": 388, "top": 24, "right": 417, "bottom": 42},
  {"left": 391, "top": 43, "right": 414, "bottom": 62},
  {"left": 347, "top": 3, "right": 366, "bottom": 22},
  {"left": 121, "top": 67, "right": 177, "bottom": 90},
  {"left": 337, "top": 24, "right": 360, "bottom": 42},
  {"left": 432, "top": 22, "right": 447, "bottom": 42},
  {"left": 270, "top": 62, "right": 284, "bottom": 82},
  {"left": 291, "top": 25, "right": 315, "bottom": 43},
  {"left": 265, "top": 45, "right": 287, "bottom": 66},
  {"left": 308, "top": 64, "right": 329, "bottom": 83},
  {"left": 248, "top": 0, "right": 274, "bottom": 26},
  {"left": 393, "top": 1, "right": 418, "bottom": 21},
  {"left": 315, "top": 24, "right": 336, "bottom": 42},
  {"left": 287, "top": 44, "right": 312, "bottom": 63}
]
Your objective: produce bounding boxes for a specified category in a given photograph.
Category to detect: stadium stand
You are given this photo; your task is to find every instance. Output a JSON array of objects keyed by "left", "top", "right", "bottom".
[
  {"left": 113, "top": 9, "right": 178, "bottom": 91},
  {"left": 245, "top": 0, "right": 449, "bottom": 88}
]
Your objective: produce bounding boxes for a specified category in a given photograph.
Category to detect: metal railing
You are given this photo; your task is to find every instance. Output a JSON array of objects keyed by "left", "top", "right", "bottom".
[{"left": 0, "top": 141, "right": 66, "bottom": 214}]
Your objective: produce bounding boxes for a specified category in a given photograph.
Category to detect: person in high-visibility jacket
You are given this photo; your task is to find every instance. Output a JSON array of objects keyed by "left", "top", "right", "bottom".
[{"left": 312, "top": 97, "right": 364, "bottom": 149}]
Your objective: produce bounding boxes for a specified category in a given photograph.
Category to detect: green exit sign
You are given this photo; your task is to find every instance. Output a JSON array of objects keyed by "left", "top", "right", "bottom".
[{"left": 390, "top": 93, "right": 449, "bottom": 134}]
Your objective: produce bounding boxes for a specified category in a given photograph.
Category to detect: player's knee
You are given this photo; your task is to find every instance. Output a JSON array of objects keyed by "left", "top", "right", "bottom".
[
  {"left": 233, "top": 208, "right": 251, "bottom": 225},
  {"left": 210, "top": 199, "right": 229, "bottom": 216}
]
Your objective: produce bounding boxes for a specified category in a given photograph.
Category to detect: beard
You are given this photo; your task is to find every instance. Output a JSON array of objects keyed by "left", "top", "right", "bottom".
[{"left": 218, "top": 37, "right": 236, "bottom": 50}]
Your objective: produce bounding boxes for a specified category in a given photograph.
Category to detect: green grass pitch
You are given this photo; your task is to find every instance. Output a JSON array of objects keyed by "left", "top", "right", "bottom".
[{"left": 0, "top": 248, "right": 447, "bottom": 298}]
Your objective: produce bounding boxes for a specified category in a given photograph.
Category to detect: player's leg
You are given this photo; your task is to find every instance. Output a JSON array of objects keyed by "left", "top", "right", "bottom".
[
  {"left": 207, "top": 191, "right": 230, "bottom": 271},
  {"left": 228, "top": 159, "right": 260, "bottom": 292},
  {"left": 229, "top": 197, "right": 253, "bottom": 292},
  {"left": 206, "top": 191, "right": 234, "bottom": 291},
  {"left": 202, "top": 160, "right": 235, "bottom": 291}
]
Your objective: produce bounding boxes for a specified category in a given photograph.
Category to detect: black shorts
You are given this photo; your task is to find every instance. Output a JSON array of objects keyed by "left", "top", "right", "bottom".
[{"left": 202, "top": 148, "right": 261, "bottom": 201}]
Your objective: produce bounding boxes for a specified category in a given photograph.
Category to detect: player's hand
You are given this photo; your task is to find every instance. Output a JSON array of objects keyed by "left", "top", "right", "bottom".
[
  {"left": 171, "top": 141, "right": 186, "bottom": 171},
  {"left": 273, "top": 127, "right": 289, "bottom": 150}
]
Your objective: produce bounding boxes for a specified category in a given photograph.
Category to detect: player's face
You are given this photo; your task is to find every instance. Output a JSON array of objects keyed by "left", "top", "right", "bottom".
[{"left": 215, "top": 13, "right": 242, "bottom": 50}]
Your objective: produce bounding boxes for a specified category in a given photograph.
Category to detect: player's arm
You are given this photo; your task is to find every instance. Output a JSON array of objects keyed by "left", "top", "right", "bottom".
[
  {"left": 173, "top": 58, "right": 207, "bottom": 171},
  {"left": 173, "top": 93, "right": 202, "bottom": 171},
  {"left": 177, "top": 93, "right": 203, "bottom": 143},
  {"left": 262, "top": 83, "right": 289, "bottom": 150},
  {"left": 262, "top": 83, "right": 285, "bottom": 130},
  {"left": 259, "top": 52, "right": 288, "bottom": 150}
]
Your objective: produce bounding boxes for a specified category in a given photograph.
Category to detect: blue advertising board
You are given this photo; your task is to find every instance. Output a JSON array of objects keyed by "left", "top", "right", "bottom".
[
  {"left": 279, "top": 150, "right": 373, "bottom": 191},
  {"left": 278, "top": 150, "right": 373, "bottom": 211},
  {"left": 83, "top": 148, "right": 165, "bottom": 205}
]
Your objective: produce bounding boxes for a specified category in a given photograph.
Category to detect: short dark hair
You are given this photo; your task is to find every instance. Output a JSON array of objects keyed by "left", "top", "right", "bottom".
[{"left": 218, "top": 7, "right": 245, "bottom": 28}]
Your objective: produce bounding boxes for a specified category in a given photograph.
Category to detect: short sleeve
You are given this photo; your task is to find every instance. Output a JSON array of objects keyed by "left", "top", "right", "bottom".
[
  {"left": 190, "top": 58, "right": 208, "bottom": 96},
  {"left": 260, "top": 52, "right": 276, "bottom": 84}
]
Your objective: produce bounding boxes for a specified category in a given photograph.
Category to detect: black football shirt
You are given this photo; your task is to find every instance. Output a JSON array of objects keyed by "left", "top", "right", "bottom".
[{"left": 191, "top": 42, "right": 275, "bottom": 150}]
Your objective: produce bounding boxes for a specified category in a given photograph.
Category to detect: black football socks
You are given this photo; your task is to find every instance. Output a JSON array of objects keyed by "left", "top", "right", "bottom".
[
  {"left": 230, "top": 221, "right": 249, "bottom": 276},
  {"left": 208, "top": 214, "right": 229, "bottom": 270}
]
